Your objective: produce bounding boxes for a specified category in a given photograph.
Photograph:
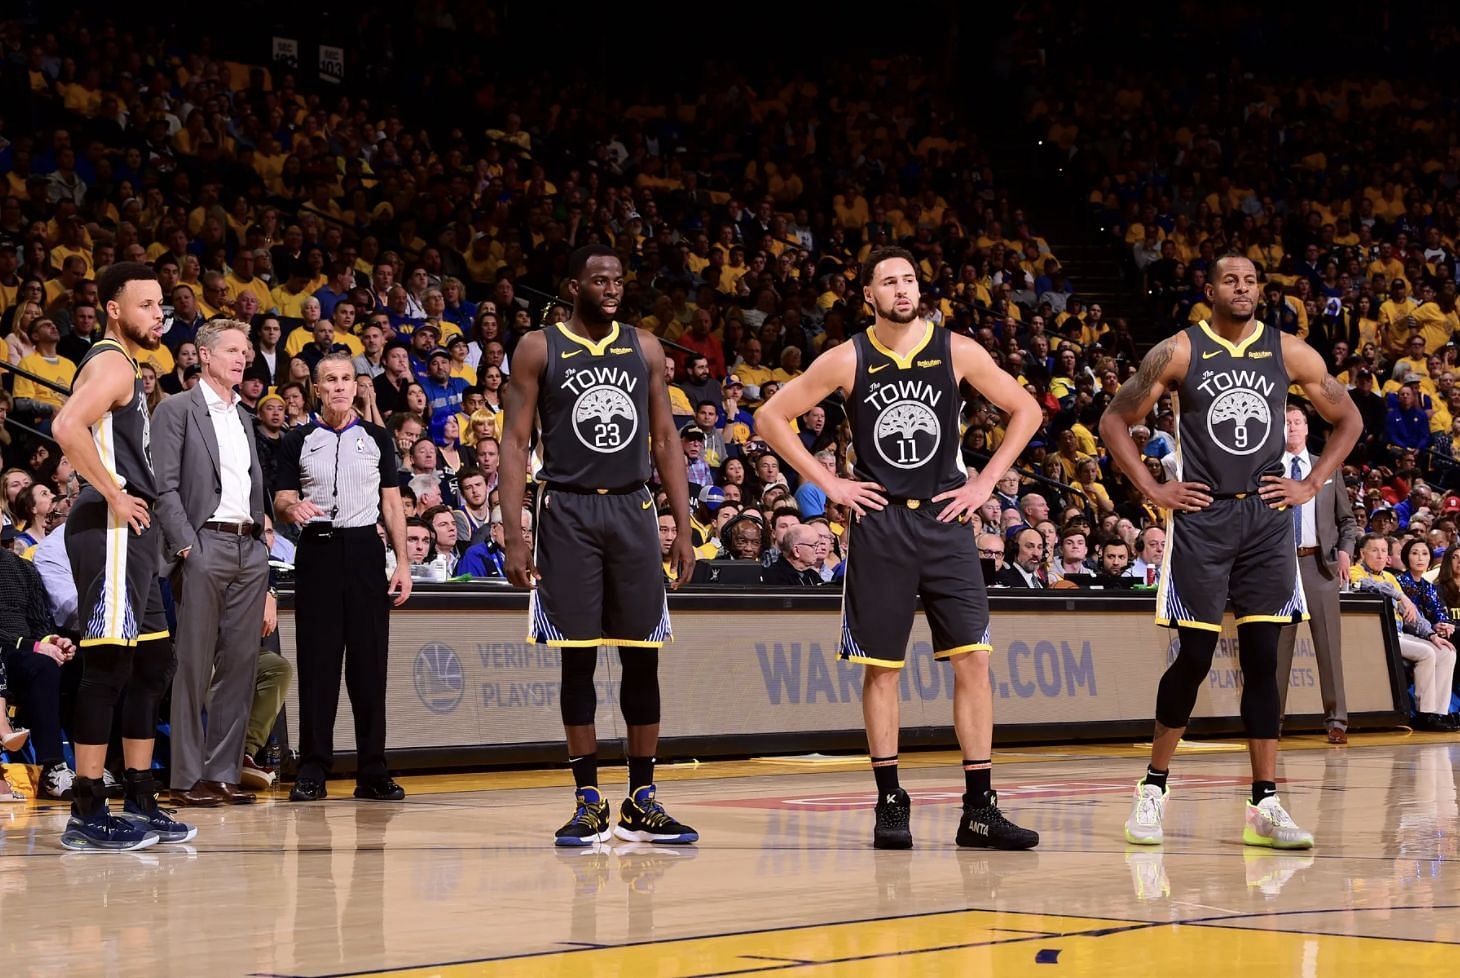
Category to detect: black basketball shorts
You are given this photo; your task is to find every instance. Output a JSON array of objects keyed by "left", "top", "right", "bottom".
[
  {"left": 839, "top": 501, "right": 991, "bottom": 668},
  {"left": 1155, "top": 494, "right": 1308, "bottom": 632},
  {"left": 527, "top": 486, "right": 671, "bottom": 648},
  {"left": 67, "top": 487, "right": 170, "bottom": 648}
]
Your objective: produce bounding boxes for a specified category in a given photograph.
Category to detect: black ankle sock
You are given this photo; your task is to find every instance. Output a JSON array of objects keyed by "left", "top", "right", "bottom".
[
  {"left": 568, "top": 753, "right": 598, "bottom": 792},
  {"left": 627, "top": 755, "right": 655, "bottom": 793},
  {"left": 1144, "top": 766, "right": 1169, "bottom": 791},
  {"left": 71, "top": 776, "right": 105, "bottom": 817},
  {"left": 1251, "top": 780, "right": 1277, "bottom": 805},
  {"left": 871, "top": 755, "right": 900, "bottom": 795},
  {"left": 963, "top": 759, "right": 992, "bottom": 798}
]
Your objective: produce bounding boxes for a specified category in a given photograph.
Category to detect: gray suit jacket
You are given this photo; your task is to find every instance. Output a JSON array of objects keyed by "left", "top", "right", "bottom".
[
  {"left": 1303, "top": 462, "right": 1358, "bottom": 579},
  {"left": 152, "top": 383, "right": 266, "bottom": 568}
]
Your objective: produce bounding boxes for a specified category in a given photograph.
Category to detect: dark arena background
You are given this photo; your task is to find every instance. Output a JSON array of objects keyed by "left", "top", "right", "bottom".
[{"left": 0, "top": 3, "right": 1456, "bottom": 975}]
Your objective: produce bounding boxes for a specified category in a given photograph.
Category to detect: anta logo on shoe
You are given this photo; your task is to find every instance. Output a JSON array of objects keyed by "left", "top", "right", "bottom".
[
  {"left": 969, "top": 821, "right": 989, "bottom": 835},
  {"left": 885, "top": 794, "right": 899, "bottom": 806}
]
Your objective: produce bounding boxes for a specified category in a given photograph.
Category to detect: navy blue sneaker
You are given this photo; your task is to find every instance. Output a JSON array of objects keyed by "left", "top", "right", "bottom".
[
  {"left": 119, "top": 771, "right": 197, "bottom": 844},
  {"left": 60, "top": 811, "right": 159, "bottom": 852},
  {"left": 613, "top": 785, "right": 698, "bottom": 845}
]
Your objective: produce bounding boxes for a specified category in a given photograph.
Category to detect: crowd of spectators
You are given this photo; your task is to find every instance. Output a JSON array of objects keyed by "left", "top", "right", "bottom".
[{"left": 0, "top": 6, "right": 1455, "bottom": 753}]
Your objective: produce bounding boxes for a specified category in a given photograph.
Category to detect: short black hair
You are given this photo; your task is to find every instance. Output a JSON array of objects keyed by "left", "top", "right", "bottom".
[
  {"left": 861, "top": 246, "right": 917, "bottom": 286},
  {"left": 695, "top": 399, "right": 718, "bottom": 411},
  {"left": 1209, "top": 251, "right": 1253, "bottom": 282},
  {"left": 568, "top": 244, "right": 619, "bottom": 280},
  {"left": 97, "top": 261, "right": 159, "bottom": 306}
]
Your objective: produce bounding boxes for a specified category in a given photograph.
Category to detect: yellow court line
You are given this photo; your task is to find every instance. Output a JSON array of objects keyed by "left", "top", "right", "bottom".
[{"left": 348, "top": 906, "right": 1460, "bottom": 977}]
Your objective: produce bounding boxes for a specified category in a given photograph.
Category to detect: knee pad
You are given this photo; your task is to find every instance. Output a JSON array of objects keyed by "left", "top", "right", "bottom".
[
  {"left": 119, "top": 637, "right": 175, "bottom": 741},
  {"left": 128, "top": 638, "right": 176, "bottom": 698},
  {"left": 559, "top": 647, "right": 598, "bottom": 727},
  {"left": 1237, "top": 622, "right": 1282, "bottom": 739},
  {"left": 1154, "top": 627, "right": 1220, "bottom": 730},
  {"left": 618, "top": 650, "right": 660, "bottom": 727},
  {"left": 72, "top": 643, "right": 133, "bottom": 745}
]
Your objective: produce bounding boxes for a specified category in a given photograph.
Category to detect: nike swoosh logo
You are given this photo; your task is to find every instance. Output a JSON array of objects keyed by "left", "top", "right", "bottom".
[
  {"left": 868, "top": 363, "right": 890, "bottom": 374},
  {"left": 561, "top": 350, "right": 583, "bottom": 359},
  {"left": 1201, "top": 350, "right": 1221, "bottom": 359},
  {"left": 641, "top": 499, "right": 653, "bottom": 509}
]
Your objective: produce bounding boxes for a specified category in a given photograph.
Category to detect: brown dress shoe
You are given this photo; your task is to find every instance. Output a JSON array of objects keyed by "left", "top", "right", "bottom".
[
  {"left": 171, "top": 783, "right": 225, "bottom": 807},
  {"left": 1327, "top": 727, "right": 1349, "bottom": 745},
  {"left": 198, "top": 779, "right": 256, "bottom": 805}
]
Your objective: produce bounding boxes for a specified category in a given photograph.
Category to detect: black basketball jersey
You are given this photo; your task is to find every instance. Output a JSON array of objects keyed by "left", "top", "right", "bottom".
[
  {"left": 848, "top": 323, "right": 967, "bottom": 498},
  {"left": 536, "top": 322, "right": 652, "bottom": 488},
  {"left": 76, "top": 337, "right": 158, "bottom": 502},
  {"left": 1174, "top": 321, "right": 1288, "bottom": 495}
]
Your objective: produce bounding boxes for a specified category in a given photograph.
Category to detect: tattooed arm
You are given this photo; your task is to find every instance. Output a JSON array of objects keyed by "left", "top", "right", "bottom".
[
  {"left": 1259, "top": 334, "right": 1363, "bottom": 509},
  {"left": 1098, "top": 332, "right": 1212, "bottom": 511}
]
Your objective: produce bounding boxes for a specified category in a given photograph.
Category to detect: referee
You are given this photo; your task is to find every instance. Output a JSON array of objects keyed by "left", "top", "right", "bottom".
[{"left": 274, "top": 352, "right": 412, "bottom": 802}]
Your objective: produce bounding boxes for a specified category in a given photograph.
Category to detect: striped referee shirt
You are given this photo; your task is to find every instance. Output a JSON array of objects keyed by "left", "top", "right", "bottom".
[{"left": 275, "top": 417, "right": 396, "bottom": 528}]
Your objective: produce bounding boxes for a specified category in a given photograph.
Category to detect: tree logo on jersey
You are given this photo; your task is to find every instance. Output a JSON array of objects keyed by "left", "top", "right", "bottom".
[
  {"left": 866, "top": 379, "right": 944, "bottom": 469},
  {"left": 565, "top": 365, "right": 640, "bottom": 454},
  {"left": 1199, "top": 369, "right": 1275, "bottom": 457}
]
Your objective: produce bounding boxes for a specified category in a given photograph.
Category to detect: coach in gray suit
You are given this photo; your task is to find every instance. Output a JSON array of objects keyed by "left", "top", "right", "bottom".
[
  {"left": 153, "top": 318, "right": 271, "bottom": 805},
  {"left": 1277, "top": 404, "right": 1358, "bottom": 744}
]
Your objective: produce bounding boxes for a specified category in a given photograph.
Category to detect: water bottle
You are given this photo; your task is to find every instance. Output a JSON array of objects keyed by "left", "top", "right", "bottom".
[{"left": 264, "top": 736, "right": 282, "bottom": 771}]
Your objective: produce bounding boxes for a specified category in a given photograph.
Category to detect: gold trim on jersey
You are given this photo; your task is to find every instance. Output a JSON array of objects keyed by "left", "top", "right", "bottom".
[
  {"left": 556, "top": 321, "right": 622, "bottom": 358},
  {"left": 865, "top": 321, "right": 933, "bottom": 370},
  {"left": 1198, "top": 320, "right": 1265, "bottom": 359}
]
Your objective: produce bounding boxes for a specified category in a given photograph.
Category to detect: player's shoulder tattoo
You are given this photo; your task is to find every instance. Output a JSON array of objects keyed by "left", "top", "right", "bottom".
[{"left": 1109, "top": 335, "right": 1177, "bottom": 411}]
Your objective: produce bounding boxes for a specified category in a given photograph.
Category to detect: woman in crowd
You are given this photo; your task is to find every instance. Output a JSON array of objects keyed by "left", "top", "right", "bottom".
[
  {"left": 139, "top": 362, "right": 167, "bottom": 413},
  {"left": 403, "top": 382, "right": 430, "bottom": 419},
  {"left": 10, "top": 482, "right": 55, "bottom": 549},
  {"left": 4, "top": 298, "right": 43, "bottom": 366},
  {"left": 466, "top": 409, "right": 497, "bottom": 448},
  {"left": 161, "top": 340, "right": 199, "bottom": 395},
  {"left": 431, "top": 412, "right": 477, "bottom": 502},
  {"left": 279, "top": 381, "right": 315, "bottom": 429}
]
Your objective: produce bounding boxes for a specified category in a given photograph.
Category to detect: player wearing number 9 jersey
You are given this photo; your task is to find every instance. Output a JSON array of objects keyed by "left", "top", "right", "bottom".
[
  {"left": 500, "top": 244, "right": 699, "bottom": 848},
  {"left": 1100, "top": 253, "right": 1361, "bottom": 851},
  {"left": 757, "top": 246, "right": 1044, "bottom": 852}
]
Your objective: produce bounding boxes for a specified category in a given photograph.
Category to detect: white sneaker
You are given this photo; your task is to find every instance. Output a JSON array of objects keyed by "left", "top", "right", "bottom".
[
  {"left": 1243, "top": 795, "right": 1314, "bottom": 850},
  {"left": 1124, "top": 779, "right": 1167, "bottom": 845}
]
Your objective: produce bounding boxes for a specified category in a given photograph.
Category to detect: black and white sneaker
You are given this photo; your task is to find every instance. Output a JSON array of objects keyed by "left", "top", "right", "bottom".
[
  {"left": 956, "top": 790, "right": 1039, "bottom": 850},
  {"left": 40, "top": 763, "right": 76, "bottom": 801},
  {"left": 873, "top": 788, "right": 913, "bottom": 850},
  {"left": 613, "top": 785, "right": 698, "bottom": 844},
  {"left": 555, "top": 787, "right": 612, "bottom": 847}
]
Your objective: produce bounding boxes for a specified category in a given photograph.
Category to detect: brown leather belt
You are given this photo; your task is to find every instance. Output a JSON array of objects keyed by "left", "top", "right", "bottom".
[
  {"left": 203, "top": 520, "right": 255, "bottom": 537},
  {"left": 1295, "top": 546, "right": 1320, "bottom": 557}
]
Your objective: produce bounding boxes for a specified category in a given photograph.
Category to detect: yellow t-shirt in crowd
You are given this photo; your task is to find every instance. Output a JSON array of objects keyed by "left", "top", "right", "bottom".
[
  {"left": 13, "top": 352, "right": 77, "bottom": 409},
  {"left": 283, "top": 325, "right": 364, "bottom": 358}
]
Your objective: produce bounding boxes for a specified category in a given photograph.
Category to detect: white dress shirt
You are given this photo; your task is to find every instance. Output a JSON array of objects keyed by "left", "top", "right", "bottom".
[
  {"left": 200, "top": 379, "right": 254, "bottom": 524},
  {"left": 1282, "top": 449, "right": 1318, "bottom": 549},
  {"left": 32, "top": 524, "right": 77, "bottom": 631}
]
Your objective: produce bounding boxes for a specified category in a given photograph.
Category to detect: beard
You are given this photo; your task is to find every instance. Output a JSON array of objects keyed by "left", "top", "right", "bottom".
[
  {"left": 875, "top": 299, "right": 918, "bottom": 325},
  {"left": 1224, "top": 302, "right": 1255, "bottom": 323},
  {"left": 121, "top": 317, "right": 161, "bottom": 350}
]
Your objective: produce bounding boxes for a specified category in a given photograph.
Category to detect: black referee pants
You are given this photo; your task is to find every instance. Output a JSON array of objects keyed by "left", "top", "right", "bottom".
[{"left": 295, "top": 526, "right": 390, "bottom": 781}]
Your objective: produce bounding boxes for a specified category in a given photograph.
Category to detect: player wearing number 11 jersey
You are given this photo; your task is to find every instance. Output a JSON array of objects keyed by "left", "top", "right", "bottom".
[{"left": 758, "top": 246, "right": 1043, "bottom": 851}]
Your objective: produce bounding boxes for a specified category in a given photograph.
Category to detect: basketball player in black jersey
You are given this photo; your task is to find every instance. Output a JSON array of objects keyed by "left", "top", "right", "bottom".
[
  {"left": 758, "top": 247, "right": 1043, "bottom": 850},
  {"left": 52, "top": 262, "right": 195, "bottom": 851},
  {"left": 1100, "top": 254, "right": 1360, "bottom": 850},
  {"left": 501, "top": 245, "right": 699, "bottom": 846}
]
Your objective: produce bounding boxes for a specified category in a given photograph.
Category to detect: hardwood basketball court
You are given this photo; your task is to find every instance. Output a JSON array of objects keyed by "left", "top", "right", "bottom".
[{"left": 9, "top": 733, "right": 1458, "bottom": 977}]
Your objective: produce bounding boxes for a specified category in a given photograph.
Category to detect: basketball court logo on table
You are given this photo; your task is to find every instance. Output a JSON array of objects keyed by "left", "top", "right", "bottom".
[
  {"left": 866, "top": 379, "right": 943, "bottom": 469},
  {"left": 1198, "top": 368, "right": 1274, "bottom": 456},
  {"left": 414, "top": 643, "right": 464, "bottom": 714},
  {"left": 563, "top": 365, "right": 640, "bottom": 453}
]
